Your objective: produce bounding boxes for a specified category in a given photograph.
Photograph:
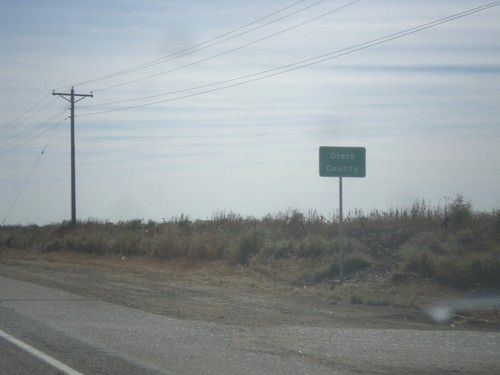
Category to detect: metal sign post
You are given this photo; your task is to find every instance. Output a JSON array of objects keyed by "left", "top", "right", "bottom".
[
  {"left": 319, "top": 146, "right": 366, "bottom": 282},
  {"left": 339, "top": 176, "right": 344, "bottom": 281}
]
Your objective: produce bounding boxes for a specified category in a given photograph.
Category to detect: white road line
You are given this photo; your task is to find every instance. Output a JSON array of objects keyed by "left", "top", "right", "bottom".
[{"left": 0, "top": 329, "right": 84, "bottom": 375}]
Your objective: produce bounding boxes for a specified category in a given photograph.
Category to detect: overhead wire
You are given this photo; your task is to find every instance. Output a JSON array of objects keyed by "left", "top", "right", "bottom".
[
  {"left": 78, "top": 1, "right": 500, "bottom": 117},
  {"left": 57, "top": 0, "right": 313, "bottom": 89},
  {"left": 1, "top": 104, "right": 67, "bottom": 145},
  {"left": 6, "top": 1, "right": 323, "bottom": 144},
  {"left": 3, "top": 1, "right": 498, "bottom": 224},
  {"left": 0, "top": 93, "right": 55, "bottom": 136},
  {"left": 1, "top": 113, "right": 67, "bottom": 225},
  {"left": 7, "top": 0, "right": 350, "bottom": 146},
  {"left": 0, "top": 106, "right": 69, "bottom": 155},
  {"left": 91, "top": 0, "right": 359, "bottom": 93},
  {"left": 1, "top": 0, "right": 351, "bottom": 223}
]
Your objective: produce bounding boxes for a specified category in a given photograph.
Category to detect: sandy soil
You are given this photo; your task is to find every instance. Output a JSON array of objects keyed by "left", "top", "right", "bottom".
[{"left": 0, "top": 250, "right": 498, "bottom": 331}]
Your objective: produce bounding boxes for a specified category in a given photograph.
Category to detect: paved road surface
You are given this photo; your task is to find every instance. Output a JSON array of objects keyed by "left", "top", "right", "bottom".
[{"left": 1, "top": 275, "right": 499, "bottom": 374}]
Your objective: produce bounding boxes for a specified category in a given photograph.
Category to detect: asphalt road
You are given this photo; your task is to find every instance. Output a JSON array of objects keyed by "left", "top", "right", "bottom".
[{"left": 1, "top": 275, "right": 499, "bottom": 375}]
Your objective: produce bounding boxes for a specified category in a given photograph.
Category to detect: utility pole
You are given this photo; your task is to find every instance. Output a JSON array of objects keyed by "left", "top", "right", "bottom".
[{"left": 52, "top": 87, "right": 93, "bottom": 226}]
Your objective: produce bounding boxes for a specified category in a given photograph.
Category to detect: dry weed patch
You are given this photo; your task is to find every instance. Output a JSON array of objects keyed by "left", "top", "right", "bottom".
[{"left": 1, "top": 196, "right": 499, "bottom": 312}]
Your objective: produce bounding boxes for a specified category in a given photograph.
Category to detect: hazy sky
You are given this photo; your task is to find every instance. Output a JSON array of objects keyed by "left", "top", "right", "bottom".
[{"left": 1, "top": 0, "right": 499, "bottom": 225}]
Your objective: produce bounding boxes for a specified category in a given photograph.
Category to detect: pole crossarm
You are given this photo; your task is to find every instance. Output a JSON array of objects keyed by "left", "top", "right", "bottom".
[
  {"left": 52, "top": 87, "right": 93, "bottom": 226},
  {"left": 52, "top": 89, "right": 93, "bottom": 105},
  {"left": 52, "top": 92, "right": 93, "bottom": 98}
]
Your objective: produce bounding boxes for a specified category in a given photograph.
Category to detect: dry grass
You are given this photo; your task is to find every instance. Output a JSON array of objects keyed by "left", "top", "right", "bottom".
[{"left": 1, "top": 195, "right": 499, "bottom": 309}]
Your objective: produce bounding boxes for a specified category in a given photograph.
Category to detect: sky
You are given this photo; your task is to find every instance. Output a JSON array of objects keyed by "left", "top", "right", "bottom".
[{"left": 1, "top": 0, "right": 500, "bottom": 225}]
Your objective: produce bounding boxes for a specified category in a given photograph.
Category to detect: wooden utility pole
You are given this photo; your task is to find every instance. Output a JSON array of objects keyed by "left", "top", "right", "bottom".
[{"left": 52, "top": 87, "right": 93, "bottom": 226}]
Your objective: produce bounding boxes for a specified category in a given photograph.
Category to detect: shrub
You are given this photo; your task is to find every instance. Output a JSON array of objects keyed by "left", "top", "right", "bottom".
[
  {"left": 350, "top": 294, "right": 363, "bottom": 304},
  {"left": 344, "top": 254, "right": 372, "bottom": 274},
  {"left": 306, "top": 253, "right": 371, "bottom": 283},
  {"left": 433, "top": 253, "right": 500, "bottom": 288},
  {"left": 309, "top": 261, "right": 339, "bottom": 283},
  {"left": 3, "top": 195, "right": 498, "bottom": 292},
  {"left": 400, "top": 229, "right": 500, "bottom": 288},
  {"left": 401, "top": 245, "right": 435, "bottom": 277},
  {"left": 295, "top": 235, "right": 331, "bottom": 258},
  {"left": 111, "top": 232, "right": 142, "bottom": 255},
  {"left": 231, "top": 231, "right": 262, "bottom": 265},
  {"left": 469, "top": 255, "right": 500, "bottom": 286},
  {"left": 262, "top": 240, "right": 294, "bottom": 260},
  {"left": 448, "top": 194, "right": 472, "bottom": 230}
]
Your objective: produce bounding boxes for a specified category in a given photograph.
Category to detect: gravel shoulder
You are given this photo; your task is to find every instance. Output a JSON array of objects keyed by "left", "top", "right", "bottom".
[{"left": 1, "top": 250, "right": 498, "bottom": 332}]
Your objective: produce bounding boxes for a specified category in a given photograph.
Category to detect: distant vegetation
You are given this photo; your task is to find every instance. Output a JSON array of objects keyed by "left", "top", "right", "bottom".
[{"left": 2, "top": 194, "right": 500, "bottom": 293}]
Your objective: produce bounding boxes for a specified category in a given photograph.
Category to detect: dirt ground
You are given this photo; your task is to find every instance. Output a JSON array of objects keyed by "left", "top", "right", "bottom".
[{"left": 1, "top": 250, "right": 498, "bottom": 332}]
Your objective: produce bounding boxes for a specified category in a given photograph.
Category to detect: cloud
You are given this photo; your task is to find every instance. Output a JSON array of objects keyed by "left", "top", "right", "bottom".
[{"left": 1, "top": 0, "right": 500, "bottom": 224}]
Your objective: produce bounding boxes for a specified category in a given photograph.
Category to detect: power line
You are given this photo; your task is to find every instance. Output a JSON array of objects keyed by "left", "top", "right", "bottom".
[
  {"left": 0, "top": 94, "right": 56, "bottom": 136},
  {"left": 0, "top": 106, "right": 69, "bottom": 154},
  {"left": 0, "top": 108, "right": 68, "bottom": 155},
  {"left": 78, "top": 1, "right": 500, "bottom": 117},
  {"left": 1, "top": 115, "right": 66, "bottom": 225},
  {"left": 57, "top": 0, "right": 312, "bottom": 89},
  {"left": 91, "top": 0, "right": 359, "bottom": 93}
]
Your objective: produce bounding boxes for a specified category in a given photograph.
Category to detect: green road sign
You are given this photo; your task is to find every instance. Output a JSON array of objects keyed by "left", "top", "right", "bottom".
[{"left": 319, "top": 146, "right": 366, "bottom": 177}]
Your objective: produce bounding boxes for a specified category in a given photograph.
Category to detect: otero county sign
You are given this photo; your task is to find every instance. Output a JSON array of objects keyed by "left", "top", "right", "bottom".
[
  {"left": 319, "top": 146, "right": 366, "bottom": 178},
  {"left": 319, "top": 145, "right": 366, "bottom": 282}
]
